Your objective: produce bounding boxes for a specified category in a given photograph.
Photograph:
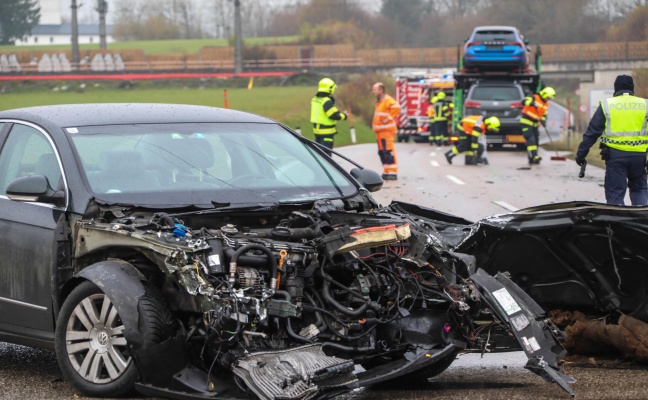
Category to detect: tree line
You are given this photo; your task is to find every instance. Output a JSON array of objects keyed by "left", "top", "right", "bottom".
[{"left": 1, "top": 0, "right": 647, "bottom": 46}]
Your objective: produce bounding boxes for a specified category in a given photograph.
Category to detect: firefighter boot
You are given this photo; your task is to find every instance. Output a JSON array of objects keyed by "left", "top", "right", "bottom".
[
  {"left": 477, "top": 157, "right": 489, "bottom": 165},
  {"left": 444, "top": 150, "right": 454, "bottom": 165},
  {"left": 530, "top": 155, "right": 542, "bottom": 165}
]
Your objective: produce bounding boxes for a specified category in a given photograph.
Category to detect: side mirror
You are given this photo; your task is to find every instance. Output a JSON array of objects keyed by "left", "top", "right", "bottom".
[
  {"left": 350, "top": 167, "right": 383, "bottom": 193},
  {"left": 524, "top": 38, "right": 530, "bottom": 45},
  {"left": 464, "top": 37, "right": 469, "bottom": 43},
  {"left": 6, "top": 175, "right": 64, "bottom": 205}
]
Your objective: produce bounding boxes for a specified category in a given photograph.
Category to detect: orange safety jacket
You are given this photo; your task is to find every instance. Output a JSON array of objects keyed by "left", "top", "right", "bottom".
[
  {"left": 459, "top": 115, "right": 486, "bottom": 137},
  {"left": 521, "top": 94, "right": 549, "bottom": 125},
  {"left": 372, "top": 94, "right": 401, "bottom": 133}
]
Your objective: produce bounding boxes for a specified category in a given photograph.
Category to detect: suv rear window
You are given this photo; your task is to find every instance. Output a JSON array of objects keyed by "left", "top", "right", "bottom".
[
  {"left": 471, "top": 86, "right": 521, "bottom": 101},
  {"left": 473, "top": 30, "right": 516, "bottom": 42}
]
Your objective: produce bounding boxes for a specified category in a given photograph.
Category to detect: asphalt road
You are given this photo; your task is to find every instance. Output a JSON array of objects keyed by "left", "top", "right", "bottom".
[
  {"left": 334, "top": 141, "right": 607, "bottom": 221},
  {"left": 2, "top": 143, "right": 643, "bottom": 400}
]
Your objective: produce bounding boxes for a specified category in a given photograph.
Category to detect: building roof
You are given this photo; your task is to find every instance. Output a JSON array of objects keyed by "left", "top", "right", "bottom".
[{"left": 30, "top": 24, "right": 113, "bottom": 36}]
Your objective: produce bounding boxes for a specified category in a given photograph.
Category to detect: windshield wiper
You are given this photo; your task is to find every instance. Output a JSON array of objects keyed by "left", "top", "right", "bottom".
[{"left": 169, "top": 202, "right": 280, "bottom": 218}]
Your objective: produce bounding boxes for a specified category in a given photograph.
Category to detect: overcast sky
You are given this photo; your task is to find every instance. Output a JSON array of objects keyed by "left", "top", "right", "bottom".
[{"left": 57, "top": 0, "right": 381, "bottom": 24}]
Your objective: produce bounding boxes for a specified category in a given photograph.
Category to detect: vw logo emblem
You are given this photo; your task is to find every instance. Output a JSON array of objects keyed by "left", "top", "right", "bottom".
[{"left": 97, "top": 331, "right": 109, "bottom": 346}]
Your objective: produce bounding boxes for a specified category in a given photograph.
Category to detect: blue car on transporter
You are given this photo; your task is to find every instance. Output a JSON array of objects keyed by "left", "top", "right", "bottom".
[{"left": 464, "top": 26, "right": 530, "bottom": 69}]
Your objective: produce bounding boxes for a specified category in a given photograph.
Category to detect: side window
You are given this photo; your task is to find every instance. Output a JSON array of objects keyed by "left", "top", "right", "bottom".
[{"left": 0, "top": 124, "right": 61, "bottom": 195}]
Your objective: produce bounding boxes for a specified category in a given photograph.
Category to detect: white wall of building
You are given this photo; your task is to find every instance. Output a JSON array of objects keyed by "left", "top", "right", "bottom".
[{"left": 15, "top": 34, "right": 115, "bottom": 46}]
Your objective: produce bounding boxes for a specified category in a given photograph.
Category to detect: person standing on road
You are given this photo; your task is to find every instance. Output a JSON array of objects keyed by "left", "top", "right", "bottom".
[
  {"left": 575, "top": 75, "right": 648, "bottom": 206},
  {"left": 427, "top": 94, "right": 438, "bottom": 146},
  {"left": 311, "top": 77, "right": 347, "bottom": 156},
  {"left": 444, "top": 115, "right": 500, "bottom": 165},
  {"left": 521, "top": 86, "right": 556, "bottom": 164},
  {"left": 432, "top": 91, "right": 451, "bottom": 146},
  {"left": 372, "top": 82, "right": 401, "bottom": 180}
]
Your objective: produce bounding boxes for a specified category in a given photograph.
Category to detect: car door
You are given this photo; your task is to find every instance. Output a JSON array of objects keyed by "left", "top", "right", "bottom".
[{"left": 0, "top": 122, "right": 66, "bottom": 335}]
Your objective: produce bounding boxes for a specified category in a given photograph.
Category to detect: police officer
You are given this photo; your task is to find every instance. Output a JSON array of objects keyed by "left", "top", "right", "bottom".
[
  {"left": 576, "top": 75, "right": 648, "bottom": 205},
  {"left": 311, "top": 78, "right": 347, "bottom": 156},
  {"left": 444, "top": 115, "right": 500, "bottom": 165}
]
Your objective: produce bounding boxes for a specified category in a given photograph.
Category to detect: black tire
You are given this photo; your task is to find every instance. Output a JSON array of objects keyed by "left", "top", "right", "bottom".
[
  {"left": 397, "top": 134, "right": 410, "bottom": 143},
  {"left": 402, "top": 349, "right": 459, "bottom": 383},
  {"left": 55, "top": 280, "right": 174, "bottom": 397}
]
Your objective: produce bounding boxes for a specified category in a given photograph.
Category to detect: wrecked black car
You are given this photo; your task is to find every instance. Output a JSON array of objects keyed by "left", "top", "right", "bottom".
[{"left": 0, "top": 104, "right": 573, "bottom": 399}]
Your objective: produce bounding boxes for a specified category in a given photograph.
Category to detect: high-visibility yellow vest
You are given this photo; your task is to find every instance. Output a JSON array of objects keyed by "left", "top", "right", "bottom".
[
  {"left": 600, "top": 95, "right": 648, "bottom": 152},
  {"left": 311, "top": 96, "right": 337, "bottom": 135}
]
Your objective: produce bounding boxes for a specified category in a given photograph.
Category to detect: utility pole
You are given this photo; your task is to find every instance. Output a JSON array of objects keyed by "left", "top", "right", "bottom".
[
  {"left": 234, "top": 0, "right": 242, "bottom": 73},
  {"left": 71, "top": 0, "right": 80, "bottom": 68},
  {"left": 96, "top": 0, "right": 108, "bottom": 49}
]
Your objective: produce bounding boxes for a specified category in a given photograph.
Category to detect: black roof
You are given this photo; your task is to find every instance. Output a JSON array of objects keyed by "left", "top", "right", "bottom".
[{"left": 0, "top": 103, "right": 274, "bottom": 127}]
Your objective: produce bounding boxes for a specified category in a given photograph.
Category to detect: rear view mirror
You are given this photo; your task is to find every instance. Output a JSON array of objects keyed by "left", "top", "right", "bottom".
[{"left": 350, "top": 168, "right": 383, "bottom": 192}]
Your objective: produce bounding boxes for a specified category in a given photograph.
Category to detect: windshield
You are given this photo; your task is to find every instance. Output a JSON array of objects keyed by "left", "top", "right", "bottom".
[
  {"left": 471, "top": 86, "right": 522, "bottom": 101},
  {"left": 69, "top": 122, "right": 357, "bottom": 207}
]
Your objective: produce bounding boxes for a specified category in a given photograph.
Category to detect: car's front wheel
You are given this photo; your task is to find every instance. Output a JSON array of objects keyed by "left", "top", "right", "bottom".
[{"left": 55, "top": 280, "right": 172, "bottom": 397}]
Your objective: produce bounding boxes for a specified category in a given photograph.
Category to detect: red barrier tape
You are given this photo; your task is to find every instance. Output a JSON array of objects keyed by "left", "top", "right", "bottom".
[{"left": 0, "top": 71, "right": 297, "bottom": 81}]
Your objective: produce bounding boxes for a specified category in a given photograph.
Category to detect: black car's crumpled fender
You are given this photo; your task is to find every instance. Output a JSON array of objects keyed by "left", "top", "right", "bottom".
[{"left": 470, "top": 269, "right": 576, "bottom": 397}]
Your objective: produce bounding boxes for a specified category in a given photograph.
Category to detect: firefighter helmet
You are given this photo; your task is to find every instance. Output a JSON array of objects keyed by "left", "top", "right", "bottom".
[
  {"left": 318, "top": 78, "right": 337, "bottom": 94},
  {"left": 484, "top": 116, "right": 501, "bottom": 132},
  {"left": 539, "top": 87, "right": 556, "bottom": 100},
  {"left": 436, "top": 91, "right": 446, "bottom": 100}
]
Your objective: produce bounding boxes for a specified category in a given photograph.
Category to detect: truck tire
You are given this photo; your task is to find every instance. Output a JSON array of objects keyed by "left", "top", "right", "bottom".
[{"left": 397, "top": 134, "right": 410, "bottom": 143}]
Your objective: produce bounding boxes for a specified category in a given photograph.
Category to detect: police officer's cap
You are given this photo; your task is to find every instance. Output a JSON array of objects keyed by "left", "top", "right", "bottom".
[{"left": 614, "top": 75, "right": 634, "bottom": 93}]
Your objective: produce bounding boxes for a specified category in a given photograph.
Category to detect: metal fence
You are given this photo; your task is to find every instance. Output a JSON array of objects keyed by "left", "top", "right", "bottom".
[{"left": 2, "top": 41, "right": 647, "bottom": 74}]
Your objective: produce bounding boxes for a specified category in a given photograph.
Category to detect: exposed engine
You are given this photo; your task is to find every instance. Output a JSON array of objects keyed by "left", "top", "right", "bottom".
[{"left": 74, "top": 200, "right": 574, "bottom": 399}]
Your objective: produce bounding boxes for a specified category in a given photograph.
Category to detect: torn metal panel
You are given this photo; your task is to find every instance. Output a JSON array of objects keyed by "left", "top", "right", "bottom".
[{"left": 470, "top": 269, "right": 575, "bottom": 396}]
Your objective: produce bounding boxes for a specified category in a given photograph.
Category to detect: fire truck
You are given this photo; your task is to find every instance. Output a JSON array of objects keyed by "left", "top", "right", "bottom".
[{"left": 394, "top": 70, "right": 455, "bottom": 143}]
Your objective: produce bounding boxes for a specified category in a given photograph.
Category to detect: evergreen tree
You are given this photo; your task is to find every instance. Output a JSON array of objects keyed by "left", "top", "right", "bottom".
[{"left": 0, "top": 0, "right": 40, "bottom": 45}]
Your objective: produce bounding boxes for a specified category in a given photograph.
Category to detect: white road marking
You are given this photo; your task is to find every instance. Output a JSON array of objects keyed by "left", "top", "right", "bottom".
[
  {"left": 430, "top": 160, "right": 440, "bottom": 167},
  {"left": 446, "top": 175, "right": 465, "bottom": 185},
  {"left": 492, "top": 201, "right": 519, "bottom": 211},
  {"left": 430, "top": 152, "right": 437, "bottom": 157}
]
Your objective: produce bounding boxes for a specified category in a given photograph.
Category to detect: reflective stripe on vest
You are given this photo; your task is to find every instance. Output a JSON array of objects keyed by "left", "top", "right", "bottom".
[
  {"left": 461, "top": 115, "right": 484, "bottom": 137},
  {"left": 600, "top": 96, "right": 648, "bottom": 152}
]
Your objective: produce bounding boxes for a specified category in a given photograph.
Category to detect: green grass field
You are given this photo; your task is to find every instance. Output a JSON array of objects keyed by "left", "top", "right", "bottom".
[
  {"left": 0, "top": 85, "right": 374, "bottom": 147},
  {"left": 0, "top": 36, "right": 299, "bottom": 55}
]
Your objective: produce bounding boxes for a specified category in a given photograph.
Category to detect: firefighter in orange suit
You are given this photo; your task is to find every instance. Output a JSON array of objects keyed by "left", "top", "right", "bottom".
[
  {"left": 444, "top": 115, "right": 500, "bottom": 165},
  {"left": 521, "top": 86, "right": 556, "bottom": 164},
  {"left": 372, "top": 82, "right": 401, "bottom": 180}
]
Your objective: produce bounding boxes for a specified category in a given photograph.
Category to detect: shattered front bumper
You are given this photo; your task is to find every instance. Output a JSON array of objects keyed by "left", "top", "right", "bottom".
[{"left": 471, "top": 269, "right": 576, "bottom": 397}]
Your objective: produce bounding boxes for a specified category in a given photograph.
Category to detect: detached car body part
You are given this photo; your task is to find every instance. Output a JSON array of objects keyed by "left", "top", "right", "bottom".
[
  {"left": 0, "top": 104, "right": 573, "bottom": 399},
  {"left": 445, "top": 201, "right": 648, "bottom": 323}
]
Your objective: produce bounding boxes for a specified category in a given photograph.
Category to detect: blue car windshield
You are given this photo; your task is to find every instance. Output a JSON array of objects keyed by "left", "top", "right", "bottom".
[
  {"left": 68, "top": 122, "right": 357, "bottom": 207},
  {"left": 473, "top": 31, "right": 517, "bottom": 42}
]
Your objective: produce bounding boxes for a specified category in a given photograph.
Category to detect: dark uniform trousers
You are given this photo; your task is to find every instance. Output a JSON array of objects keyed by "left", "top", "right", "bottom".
[{"left": 605, "top": 148, "right": 648, "bottom": 205}]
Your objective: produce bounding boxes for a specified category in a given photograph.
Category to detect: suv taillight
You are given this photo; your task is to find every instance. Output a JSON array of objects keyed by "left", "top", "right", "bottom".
[
  {"left": 465, "top": 101, "right": 481, "bottom": 108},
  {"left": 510, "top": 101, "right": 523, "bottom": 109},
  {"left": 466, "top": 42, "right": 481, "bottom": 46},
  {"left": 508, "top": 41, "right": 524, "bottom": 47}
]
